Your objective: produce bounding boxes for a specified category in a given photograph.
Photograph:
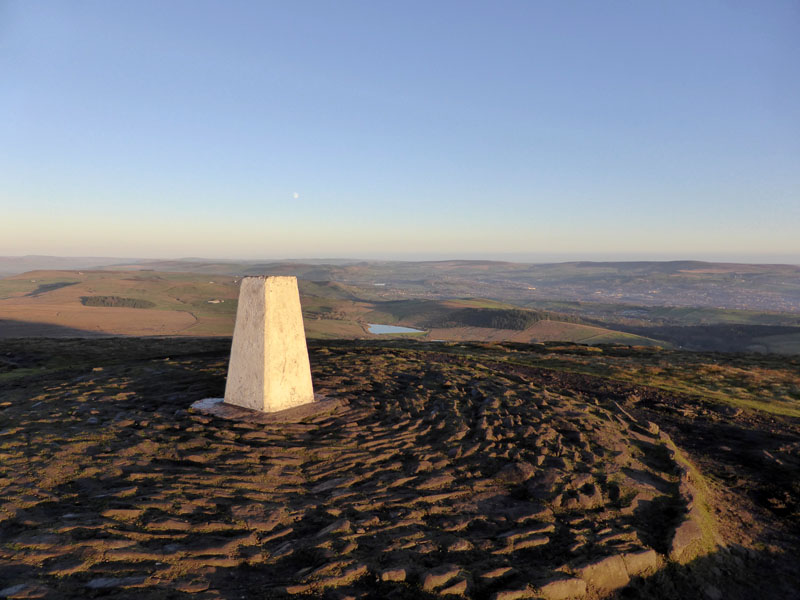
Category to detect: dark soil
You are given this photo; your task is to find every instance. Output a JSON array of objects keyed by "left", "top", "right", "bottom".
[{"left": 0, "top": 338, "right": 798, "bottom": 599}]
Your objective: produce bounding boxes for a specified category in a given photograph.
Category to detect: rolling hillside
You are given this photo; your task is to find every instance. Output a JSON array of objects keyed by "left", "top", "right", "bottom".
[{"left": 0, "top": 270, "right": 663, "bottom": 347}]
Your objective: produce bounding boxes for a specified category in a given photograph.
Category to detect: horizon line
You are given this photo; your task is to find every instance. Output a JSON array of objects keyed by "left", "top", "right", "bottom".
[{"left": 2, "top": 253, "right": 800, "bottom": 267}]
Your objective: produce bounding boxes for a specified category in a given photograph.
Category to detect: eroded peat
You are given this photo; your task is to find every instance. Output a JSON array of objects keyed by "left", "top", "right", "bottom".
[{"left": 0, "top": 338, "right": 797, "bottom": 599}]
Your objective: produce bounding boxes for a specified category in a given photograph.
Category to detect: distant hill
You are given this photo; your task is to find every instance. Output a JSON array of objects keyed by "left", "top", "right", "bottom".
[
  {"left": 2, "top": 258, "right": 799, "bottom": 351},
  {"left": 0, "top": 269, "right": 664, "bottom": 347},
  {"left": 3, "top": 256, "right": 799, "bottom": 312},
  {"left": 103, "top": 258, "right": 800, "bottom": 314},
  {"left": 0, "top": 255, "right": 144, "bottom": 277}
]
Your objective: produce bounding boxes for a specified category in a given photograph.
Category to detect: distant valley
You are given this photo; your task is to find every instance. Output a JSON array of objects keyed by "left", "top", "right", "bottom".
[{"left": 1, "top": 257, "right": 799, "bottom": 354}]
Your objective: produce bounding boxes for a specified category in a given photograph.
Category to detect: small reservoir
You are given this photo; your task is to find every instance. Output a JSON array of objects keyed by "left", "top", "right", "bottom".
[{"left": 367, "top": 323, "right": 425, "bottom": 335}]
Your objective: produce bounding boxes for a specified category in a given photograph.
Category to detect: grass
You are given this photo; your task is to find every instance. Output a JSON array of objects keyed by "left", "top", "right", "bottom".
[
  {"left": 752, "top": 332, "right": 800, "bottom": 355},
  {"left": 659, "top": 435, "right": 719, "bottom": 562},
  {"left": 0, "top": 277, "right": 79, "bottom": 299},
  {"left": 3, "top": 269, "right": 800, "bottom": 357},
  {"left": 377, "top": 341, "right": 800, "bottom": 419}
]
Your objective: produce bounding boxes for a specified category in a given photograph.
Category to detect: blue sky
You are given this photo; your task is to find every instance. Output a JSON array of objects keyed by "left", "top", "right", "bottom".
[{"left": 2, "top": 1, "right": 799, "bottom": 261}]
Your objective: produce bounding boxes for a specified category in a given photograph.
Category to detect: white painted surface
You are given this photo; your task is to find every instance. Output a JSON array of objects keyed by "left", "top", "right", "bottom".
[
  {"left": 224, "top": 276, "right": 315, "bottom": 412},
  {"left": 193, "top": 397, "right": 224, "bottom": 411}
]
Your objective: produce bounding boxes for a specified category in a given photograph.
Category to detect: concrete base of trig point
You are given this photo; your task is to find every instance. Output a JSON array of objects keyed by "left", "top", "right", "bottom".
[
  {"left": 191, "top": 396, "right": 347, "bottom": 424},
  {"left": 223, "top": 276, "right": 315, "bottom": 413}
]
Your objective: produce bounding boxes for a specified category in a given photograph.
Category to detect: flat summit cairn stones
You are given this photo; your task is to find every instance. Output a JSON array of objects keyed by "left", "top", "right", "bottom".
[{"left": 224, "top": 276, "right": 315, "bottom": 412}]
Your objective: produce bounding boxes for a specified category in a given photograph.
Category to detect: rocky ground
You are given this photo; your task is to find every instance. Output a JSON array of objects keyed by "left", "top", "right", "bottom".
[{"left": 0, "top": 338, "right": 798, "bottom": 599}]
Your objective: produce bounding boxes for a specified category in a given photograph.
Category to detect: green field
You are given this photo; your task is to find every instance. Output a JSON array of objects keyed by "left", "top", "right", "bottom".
[
  {"left": 0, "top": 270, "right": 668, "bottom": 346},
  {"left": 2, "top": 268, "right": 800, "bottom": 353}
]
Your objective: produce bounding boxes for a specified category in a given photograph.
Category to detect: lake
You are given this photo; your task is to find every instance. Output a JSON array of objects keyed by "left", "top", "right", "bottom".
[{"left": 367, "top": 323, "right": 425, "bottom": 334}]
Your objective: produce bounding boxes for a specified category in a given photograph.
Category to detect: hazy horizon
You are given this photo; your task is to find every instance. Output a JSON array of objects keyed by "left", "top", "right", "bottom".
[
  {"left": 2, "top": 251, "right": 800, "bottom": 267},
  {"left": 2, "top": 1, "right": 798, "bottom": 259}
]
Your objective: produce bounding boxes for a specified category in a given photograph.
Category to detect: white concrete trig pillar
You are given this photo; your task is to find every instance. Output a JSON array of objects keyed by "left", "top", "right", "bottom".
[{"left": 224, "top": 276, "right": 315, "bottom": 412}]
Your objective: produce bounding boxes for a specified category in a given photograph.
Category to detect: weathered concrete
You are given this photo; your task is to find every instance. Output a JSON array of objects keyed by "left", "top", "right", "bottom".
[
  {"left": 224, "top": 276, "right": 314, "bottom": 412},
  {"left": 192, "top": 396, "right": 345, "bottom": 424}
]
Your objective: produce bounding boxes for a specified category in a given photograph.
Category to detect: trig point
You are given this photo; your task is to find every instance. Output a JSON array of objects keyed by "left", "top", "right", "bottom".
[{"left": 224, "top": 276, "right": 315, "bottom": 412}]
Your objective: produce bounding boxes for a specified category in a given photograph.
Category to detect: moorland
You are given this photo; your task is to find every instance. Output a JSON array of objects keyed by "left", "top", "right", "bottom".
[
  {"left": 1, "top": 258, "right": 799, "bottom": 353},
  {"left": 0, "top": 337, "right": 798, "bottom": 598},
  {"left": 1, "top": 257, "right": 799, "bottom": 598}
]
